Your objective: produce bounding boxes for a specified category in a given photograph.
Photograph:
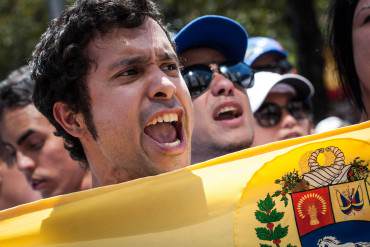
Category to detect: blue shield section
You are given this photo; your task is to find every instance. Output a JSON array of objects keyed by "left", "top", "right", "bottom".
[{"left": 300, "top": 221, "right": 370, "bottom": 247}]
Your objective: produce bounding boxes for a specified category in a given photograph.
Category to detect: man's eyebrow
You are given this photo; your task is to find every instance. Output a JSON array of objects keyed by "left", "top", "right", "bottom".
[
  {"left": 157, "top": 51, "right": 179, "bottom": 62},
  {"left": 108, "top": 55, "right": 151, "bottom": 70},
  {"left": 17, "top": 130, "right": 35, "bottom": 146}
]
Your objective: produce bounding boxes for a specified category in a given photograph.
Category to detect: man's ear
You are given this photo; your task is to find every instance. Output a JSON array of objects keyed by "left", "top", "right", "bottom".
[{"left": 53, "top": 102, "right": 85, "bottom": 138}]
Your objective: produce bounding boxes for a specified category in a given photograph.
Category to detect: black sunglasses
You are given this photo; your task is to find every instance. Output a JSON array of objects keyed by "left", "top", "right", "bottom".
[
  {"left": 181, "top": 62, "right": 254, "bottom": 98},
  {"left": 253, "top": 60, "right": 293, "bottom": 74},
  {"left": 254, "top": 101, "right": 310, "bottom": 128}
]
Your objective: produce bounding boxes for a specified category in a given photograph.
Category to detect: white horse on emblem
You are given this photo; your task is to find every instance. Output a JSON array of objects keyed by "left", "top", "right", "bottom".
[{"left": 317, "top": 236, "right": 370, "bottom": 247}]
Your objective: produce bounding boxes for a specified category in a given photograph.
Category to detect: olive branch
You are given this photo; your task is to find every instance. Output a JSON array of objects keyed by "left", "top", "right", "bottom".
[{"left": 255, "top": 194, "right": 296, "bottom": 247}]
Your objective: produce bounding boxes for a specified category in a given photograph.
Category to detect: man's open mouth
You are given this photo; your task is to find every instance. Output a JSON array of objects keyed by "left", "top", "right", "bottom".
[
  {"left": 213, "top": 104, "right": 243, "bottom": 121},
  {"left": 144, "top": 111, "right": 183, "bottom": 147},
  {"left": 282, "top": 132, "right": 301, "bottom": 140},
  {"left": 30, "top": 178, "right": 47, "bottom": 190}
]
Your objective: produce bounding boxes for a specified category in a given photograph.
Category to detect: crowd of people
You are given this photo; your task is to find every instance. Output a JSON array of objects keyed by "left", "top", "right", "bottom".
[{"left": 0, "top": 0, "right": 368, "bottom": 211}]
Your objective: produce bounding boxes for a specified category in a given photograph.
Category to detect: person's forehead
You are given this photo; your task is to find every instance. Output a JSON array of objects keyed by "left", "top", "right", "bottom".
[
  {"left": 1, "top": 105, "right": 51, "bottom": 141},
  {"left": 87, "top": 18, "right": 174, "bottom": 59},
  {"left": 180, "top": 47, "right": 226, "bottom": 66}
]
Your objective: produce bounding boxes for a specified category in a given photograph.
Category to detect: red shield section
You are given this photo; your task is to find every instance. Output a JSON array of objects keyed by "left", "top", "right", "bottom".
[{"left": 291, "top": 187, "right": 334, "bottom": 236}]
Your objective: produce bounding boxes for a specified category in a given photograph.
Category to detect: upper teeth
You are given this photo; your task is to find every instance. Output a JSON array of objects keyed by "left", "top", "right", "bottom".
[
  {"left": 218, "top": 106, "right": 236, "bottom": 115},
  {"left": 147, "top": 113, "right": 178, "bottom": 126}
]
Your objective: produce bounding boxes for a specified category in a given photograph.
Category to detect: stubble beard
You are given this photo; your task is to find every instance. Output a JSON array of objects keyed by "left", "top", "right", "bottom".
[{"left": 191, "top": 136, "right": 252, "bottom": 164}]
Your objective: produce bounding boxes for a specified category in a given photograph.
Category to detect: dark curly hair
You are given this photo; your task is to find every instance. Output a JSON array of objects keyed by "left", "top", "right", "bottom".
[
  {"left": 30, "top": 0, "right": 168, "bottom": 165},
  {"left": 0, "top": 66, "right": 34, "bottom": 121},
  {"left": 0, "top": 66, "right": 34, "bottom": 166},
  {"left": 328, "top": 0, "right": 364, "bottom": 113}
]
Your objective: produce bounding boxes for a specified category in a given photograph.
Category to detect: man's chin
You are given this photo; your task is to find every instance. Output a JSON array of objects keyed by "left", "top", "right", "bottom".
[
  {"left": 145, "top": 153, "right": 190, "bottom": 175},
  {"left": 212, "top": 137, "right": 252, "bottom": 154}
]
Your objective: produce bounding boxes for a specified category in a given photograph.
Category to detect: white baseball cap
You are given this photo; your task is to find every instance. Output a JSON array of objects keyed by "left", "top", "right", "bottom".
[{"left": 247, "top": 72, "right": 315, "bottom": 112}]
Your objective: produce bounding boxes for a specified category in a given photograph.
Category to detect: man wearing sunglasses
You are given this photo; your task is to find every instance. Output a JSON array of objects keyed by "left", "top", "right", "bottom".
[
  {"left": 247, "top": 72, "right": 315, "bottom": 146},
  {"left": 175, "top": 15, "right": 255, "bottom": 163},
  {"left": 245, "top": 36, "right": 296, "bottom": 74}
]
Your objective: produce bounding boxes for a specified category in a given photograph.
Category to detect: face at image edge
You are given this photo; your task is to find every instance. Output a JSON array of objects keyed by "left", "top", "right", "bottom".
[
  {"left": 64, "top": 18, "right": 193, "bottom": 185},
  {"left": 0, "top": 105, "right": 88, "bottom": 198},
  {"left": 180, "top": 47, "right": 254, "bottom": 162},
  {"left": 352, "top": 0, "right": 370, "bottom": 117},
  {"left": 0, "top": 160, "right": 40, "bottom": 210},
  {"left": 252, "top": 92, "right": 312, "bottom": 147}
]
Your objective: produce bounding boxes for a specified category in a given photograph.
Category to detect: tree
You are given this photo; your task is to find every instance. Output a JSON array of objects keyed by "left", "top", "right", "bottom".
[
  {"left": 159, "top": 0, "right": 330, "bottom": 121},
  {"left": 285, "top": 0, "right": 327, "bottom": 121},
  {"left": 0, "top": 0, "right": 48, "bottom": 80},
  {"left": 0, "top": 0, "right": 334, "bottom": 120}
]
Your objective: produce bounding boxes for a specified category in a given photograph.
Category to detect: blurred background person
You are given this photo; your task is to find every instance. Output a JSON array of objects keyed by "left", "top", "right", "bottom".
[
  {"left": 0, "top": 67, "right": 91, "bottom": 198},
  {"left": 248, "top": 72, "right": 315, "bottom": 146},
  {"left": 175, "top": 15, "right": 255, "bottom": 163},
  {"left": 0, "top": 142, "right": 40, "bottom": 210},
  {"left": 328, "top": 0, "right": 370, "bottom": 121},
  {"left": 244, "top": 36, "right": 296, "bottom": 74},
  {"left": 2, "top": 1, "right": 354, "bottom": 130}
]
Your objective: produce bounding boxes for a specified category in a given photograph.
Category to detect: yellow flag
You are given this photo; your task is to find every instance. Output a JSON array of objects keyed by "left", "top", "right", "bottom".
[{"left": 0, "top": 121, "right": 369, "bottom": 247}]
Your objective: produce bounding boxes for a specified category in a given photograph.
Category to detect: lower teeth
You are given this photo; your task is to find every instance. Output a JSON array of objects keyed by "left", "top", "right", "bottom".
[{"left": 163, "top": 139, "right": 180, "bottom": 147}]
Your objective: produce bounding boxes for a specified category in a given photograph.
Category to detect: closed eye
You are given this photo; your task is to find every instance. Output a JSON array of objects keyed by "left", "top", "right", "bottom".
[{"left": 22, "top": 139, "right": 44, "bottom": 153}]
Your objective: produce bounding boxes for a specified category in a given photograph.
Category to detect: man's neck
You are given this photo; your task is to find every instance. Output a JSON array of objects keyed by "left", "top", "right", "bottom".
[
  {"left": 80, "top": 170, "right": 93, "bottom": 191},
  {"left": 361, "top": 100, "right": 369, "bottom": 122},
  {"left": 191, "top": 144, "right": 246, "bottom": 164}
]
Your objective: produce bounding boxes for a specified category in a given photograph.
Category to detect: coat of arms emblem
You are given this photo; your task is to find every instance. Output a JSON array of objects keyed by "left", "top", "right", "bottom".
[{"left": 254, "top": 146, "right": 370, "bottom": 247}]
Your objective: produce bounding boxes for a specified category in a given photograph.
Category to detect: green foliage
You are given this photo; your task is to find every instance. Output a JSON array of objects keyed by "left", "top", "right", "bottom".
[
  {"left": 255, "top": 193, "right": 294, "bottom": 246},
  {"left": 160, "top": 0, "right": 329, "bottom": 64},
  {"left": 0, "top": 0, "right": 329, "bottom": 74},
  {"left": 347, "top": 157, "right": 369, "bottom": 182},
  {"left": 255, "top": 209, "right": 284, "bottom": 223},
  {"left": 257, "top": 193, "right": 275, "bottom": 212},
  {"left": 0, "top": 0, "right": 48, "bottom": 79},
  {"left": 260, "top": 245, "right": 272, "bottom": 247},
  {"left": 269, "top": 209, "right": 284, "bottom": 222},
  {"left": 255, "top": 211, "right": 270, "bottom": 223},
  {"left": 256, "top": 227, "right": 273, "bottom": 241},
  {"left": 273, "top": 170, "right": 305, "bottom": 207},
  {"left": 272, "top": 190, "right": 281, "bottom": 197},
  {"left": 272, "top": 224, "right": 288, "bottom": 240}
]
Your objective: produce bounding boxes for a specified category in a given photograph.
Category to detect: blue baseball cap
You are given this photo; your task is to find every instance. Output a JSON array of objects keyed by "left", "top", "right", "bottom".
[
  {"left": 174, "top": 15, "right": 248, "bottom": 63},
  {"left": 244, "top": 37, "right": 288, "bottom": 66}
]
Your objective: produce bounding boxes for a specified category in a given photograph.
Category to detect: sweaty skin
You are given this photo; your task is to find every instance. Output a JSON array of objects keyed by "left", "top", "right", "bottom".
[{"left": 55, "top": 18, "right": 193, "bottom": 186}]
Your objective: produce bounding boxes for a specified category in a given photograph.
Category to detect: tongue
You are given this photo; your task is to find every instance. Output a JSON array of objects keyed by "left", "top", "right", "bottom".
[{"left": 144, "top": 122, "right": 177, "bottom": 143}]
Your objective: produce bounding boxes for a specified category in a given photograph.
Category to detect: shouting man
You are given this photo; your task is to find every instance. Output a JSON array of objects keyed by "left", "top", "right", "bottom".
[
  {"left": 30, "top": 0, "right": 193, "bottom": 187},
  {"left": 175, "top": 15, "right": 254, "bottom": 163}
]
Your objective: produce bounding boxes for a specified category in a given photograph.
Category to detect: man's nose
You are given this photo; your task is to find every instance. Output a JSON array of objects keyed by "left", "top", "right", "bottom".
[
  {"left": 16, "top": 152, "right": 36, "bottom": 172},
  {"left": 147, "top": 72, "right": 177, "bottom": 101},
  {"left": 210, "top": 73, "right": 235, "bottom": 97},
  {"left": 280, "top": 110, "right": 298, "bottom": 128}
]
